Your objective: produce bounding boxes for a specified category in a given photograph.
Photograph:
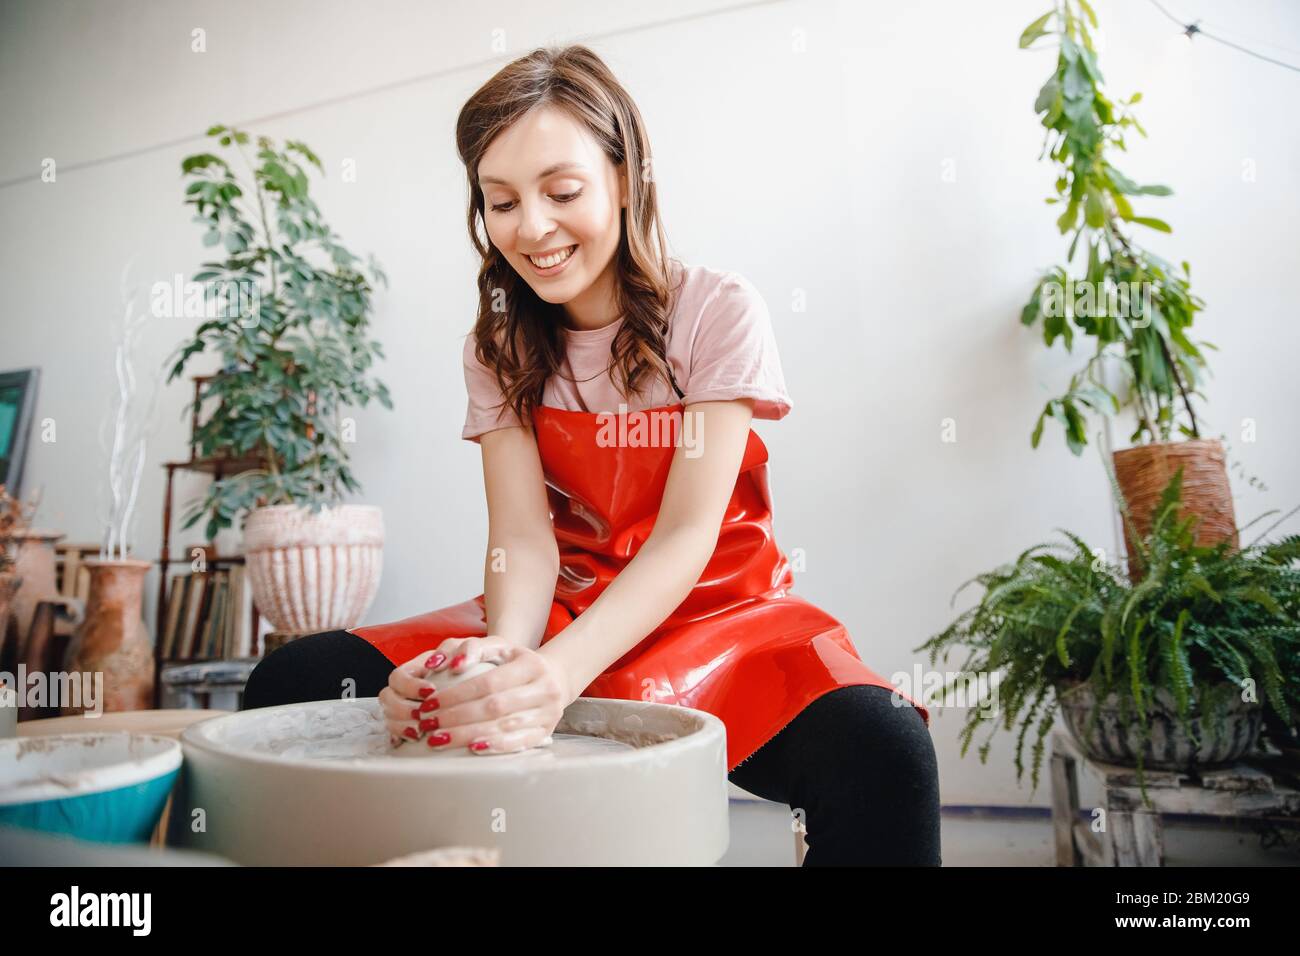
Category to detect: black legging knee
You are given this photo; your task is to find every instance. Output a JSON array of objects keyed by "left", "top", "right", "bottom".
[
  {"left": 727, "top": 684, "right": 943, "bottom": 866},
  {"left": 241, "top": 629, "right": 393, "bottom": 710},
  {"left": 241, "top": 631, "right": 942, "bottom": 866}
]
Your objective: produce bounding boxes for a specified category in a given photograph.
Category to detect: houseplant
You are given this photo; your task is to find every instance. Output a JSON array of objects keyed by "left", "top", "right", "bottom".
[
  {"left": 1016, "top": 1, "right": 1236, "bottom": 570},
  {"left": 915, "top": 466, "right": 1300, "bottom": 805},
  {"left": 166, "top": 125, "right": 392, "bottom": 634}
]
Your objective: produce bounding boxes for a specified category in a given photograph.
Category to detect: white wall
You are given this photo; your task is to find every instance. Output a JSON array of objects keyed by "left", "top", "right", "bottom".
[{"left": 2, "top": 0, "right": 1297, "bottom": 805}]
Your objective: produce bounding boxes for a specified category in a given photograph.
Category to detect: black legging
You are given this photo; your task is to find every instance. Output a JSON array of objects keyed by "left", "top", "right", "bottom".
[{"left": 242, "top": 629, "right": 942, "bottom": 866}]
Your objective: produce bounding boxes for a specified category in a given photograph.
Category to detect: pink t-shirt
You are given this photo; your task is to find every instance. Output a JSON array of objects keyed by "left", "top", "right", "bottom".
[{"left": 462, "top": 261, "right": 792, "bottom": 442}]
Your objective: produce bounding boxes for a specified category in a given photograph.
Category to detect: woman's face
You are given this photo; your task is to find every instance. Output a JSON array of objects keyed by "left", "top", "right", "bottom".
[{"left": 478, "top": 105, "right": 627, "bottom": 329}]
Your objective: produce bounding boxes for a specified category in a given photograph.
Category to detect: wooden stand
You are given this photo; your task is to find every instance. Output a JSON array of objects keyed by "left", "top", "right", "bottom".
[
  {"left": 1050, "top": 728, "right": 1300, "bottom": 866},
  {"left": 152, "top": 375, "right": 269, "bottom": 708}
]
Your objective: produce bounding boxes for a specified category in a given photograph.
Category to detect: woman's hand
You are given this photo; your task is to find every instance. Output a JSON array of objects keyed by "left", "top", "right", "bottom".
[
  {"left": 379, "top": 635, "right": 575, "bottom": 754},
  {"left": 379, "top": 635, "right": 477, "bottom": 747}
]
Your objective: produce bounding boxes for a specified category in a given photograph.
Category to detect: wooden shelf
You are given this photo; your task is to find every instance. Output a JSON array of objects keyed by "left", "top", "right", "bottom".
[
  {"left": 153, "top": 375, "right": 271, "bottom": 707},
  {"left": 163, "top": 454, "right": 267, "bottom": 475},
  {"left": 156, "top": 552, "right": 246, "bottom": 565}
]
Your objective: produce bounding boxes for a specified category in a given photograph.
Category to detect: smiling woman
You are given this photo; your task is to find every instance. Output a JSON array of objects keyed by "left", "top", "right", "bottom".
[
  {"left": 241, "top": 44, "right": 941, "bottom": 866},
  {"left": 476, "top": 106, "right": 632, "bottom": 337}
]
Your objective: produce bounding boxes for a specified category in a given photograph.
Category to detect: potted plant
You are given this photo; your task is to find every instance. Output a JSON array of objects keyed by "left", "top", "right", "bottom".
[
  {"left": 916, "top": 467, "right": 1300, "bottom": 805},
  {"left": 1017, "top": 2, "right": 1236, "bottom": 572},
  {"left": 166, "top": 125, "right": 392, "bottom": 635}
]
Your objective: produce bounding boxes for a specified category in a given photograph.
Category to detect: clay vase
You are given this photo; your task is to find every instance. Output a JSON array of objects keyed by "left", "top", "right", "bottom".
[
  {"left": 0, "top": 571, "right": 19, "bottom": 675},
  {"left": 8, "top": 528, "right": 65, "bottom": 653},
  {"left": 62, "top": 557, "right": 155, "bottom": 714},
  {"left": 242, "top": 504, "right": 383, "bottom": 635},
  {"left": 1112, "top": 438, "right": 1237, "bottom": 581}
]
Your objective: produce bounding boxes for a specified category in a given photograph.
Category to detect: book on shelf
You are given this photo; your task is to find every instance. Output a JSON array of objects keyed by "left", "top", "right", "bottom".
[
  {"left": 160, "top": 566, "right": 258, "bottom": 662},
  {"left": 161, "top": 574, "right": 186, "bottom": 660}
]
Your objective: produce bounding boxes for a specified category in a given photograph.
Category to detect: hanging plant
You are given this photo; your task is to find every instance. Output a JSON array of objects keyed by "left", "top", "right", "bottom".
[{"left": 1018, "top": 1, "right": 1213, "bottom": 455}]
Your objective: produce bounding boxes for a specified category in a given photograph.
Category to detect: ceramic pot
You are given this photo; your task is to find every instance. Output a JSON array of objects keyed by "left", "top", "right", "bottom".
[
  {"left": 1058, "top": 679, "right": 1261, "bottom": 771},
  {"left": 242, "top": 504, "right": 383, "bottom": 634},
  {"left": 62, "top": 557, "right": 155, "bottom": 714}
]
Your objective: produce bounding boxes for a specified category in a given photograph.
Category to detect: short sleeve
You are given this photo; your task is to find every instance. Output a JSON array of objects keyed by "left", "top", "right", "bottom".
[
  {"left": 462, "top": 333, "right": 527, "bottom": 443},
  {"left": 682, "top": 273, "right": 792, "bottom": 420}
]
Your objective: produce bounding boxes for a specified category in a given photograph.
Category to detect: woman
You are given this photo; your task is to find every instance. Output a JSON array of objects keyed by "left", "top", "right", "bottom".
[{"left": 242, "top": 45, "right": 941, "bottom": 866}]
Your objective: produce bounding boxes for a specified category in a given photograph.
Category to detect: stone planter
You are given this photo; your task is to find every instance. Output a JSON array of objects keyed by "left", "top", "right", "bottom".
[
  {"left": 62, "top": 557, "right": 155, "bottom": 714},
  {"left": 1057, "top": 679, "right": 1261, "bottom": 771},
  {"left": 242, "top": 504, "right": 383, "bottom": 635}
]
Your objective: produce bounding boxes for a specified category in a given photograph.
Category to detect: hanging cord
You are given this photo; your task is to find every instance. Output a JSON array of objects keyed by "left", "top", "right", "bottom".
[{"left": 1146, "top": 0, "right": 1300, "bottom": 73}]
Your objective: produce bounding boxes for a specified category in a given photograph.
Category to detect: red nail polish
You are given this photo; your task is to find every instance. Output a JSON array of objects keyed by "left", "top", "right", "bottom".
[
  {"left": 427, "top": 732, "right": 451, "bottom": 746},
  {"left": 419, "top": 697, "right": 439, "bottom": 712},
  {"left": 403, "top": 727, "right": 420, "bottom": 739},
  {"left": 450, "top": 653, "right": 467, "bottom": 670},
  {"left": 424, "top": 653, "right": 446, "bottom": 669},
  {"left": 419, "top": 717, "right": 440, "bottom": 731},
  {"left": 409, "top": 707, "right": 421, "bottom": 720},
  {"left": 417, "top": 686, "right": 434, "bottom": 698},
  {"left": 470, "top": 741, "right": 490, "bottom": 752}
]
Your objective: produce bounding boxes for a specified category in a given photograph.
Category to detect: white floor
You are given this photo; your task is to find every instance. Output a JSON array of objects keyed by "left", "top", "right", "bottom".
[{"left": 719, "top": 795, "right": 1300, "bottom": 866}]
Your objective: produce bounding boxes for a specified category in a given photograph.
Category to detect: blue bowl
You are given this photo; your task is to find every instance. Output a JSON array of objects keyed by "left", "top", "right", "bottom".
[{"left": 0, "top": 733, "right": 182, "bottom": 843}]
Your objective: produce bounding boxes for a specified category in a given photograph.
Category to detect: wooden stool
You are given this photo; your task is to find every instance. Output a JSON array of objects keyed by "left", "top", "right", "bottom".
[{"left": 1050, "top": 728, "right": 1300, "bottom": 866}]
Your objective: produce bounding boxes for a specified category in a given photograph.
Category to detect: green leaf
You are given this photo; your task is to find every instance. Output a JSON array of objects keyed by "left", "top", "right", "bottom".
[
  {"left": 1240, "top": 586, "right": 1284, "bottom": 617},
  {"left": 1056, "top": 197, "right": 1080, "bottom": 233},
  {"left": 1084, "top": 187, "right": 1105, "bottom": 227},
  {"left": 182, "top": 153, "right": 228, "bottom": 175},
  {"left": 1063, "top": 59, "right": 1090, "bottom": 100},
  {"left": 1111, "top": 190, "right": 1134, "bottom": 221},
  {"left": 1020, "top": 282, "right": 1044, "bottom": 326},
  {"left": 1131, "top": 216, "right": 1172, "bottom": 233},
  {"left": 1031, "top": 407, "right": 1048, "bottom": 448},
  {"left": 1019, "top": 12, "right": 1054, "bottom": 48},
  {"left": 1034, "top": 78, "right": 1061, "bottom": 114}
]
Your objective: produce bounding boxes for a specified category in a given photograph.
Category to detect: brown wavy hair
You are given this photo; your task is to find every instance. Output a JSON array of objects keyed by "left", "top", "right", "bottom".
[{"left": 455, "top": 44, "right": 683, "bottom": 431}]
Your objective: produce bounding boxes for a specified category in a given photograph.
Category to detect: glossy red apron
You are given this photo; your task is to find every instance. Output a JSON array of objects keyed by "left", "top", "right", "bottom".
[{"left": 349, "top": 403, "right": 929, "bottom": 772}]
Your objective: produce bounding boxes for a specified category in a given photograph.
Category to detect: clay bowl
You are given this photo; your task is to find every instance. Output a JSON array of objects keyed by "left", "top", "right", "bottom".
[
  {"left": 0, "top": 733, "right": 182, "bottom": 843},
  {"left": 173, "top": 697, "right": 728, "bottom": 866}
]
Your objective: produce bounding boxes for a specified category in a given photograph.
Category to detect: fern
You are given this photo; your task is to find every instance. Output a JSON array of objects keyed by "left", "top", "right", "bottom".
[{"left": 914, "top": 466, "right": 1300, "bottom": 806}]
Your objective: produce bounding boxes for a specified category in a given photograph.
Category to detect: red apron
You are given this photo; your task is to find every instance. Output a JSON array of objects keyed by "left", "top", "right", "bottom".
[{"left": 349, "top": 402, "right": 929, "bottom": 772}]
